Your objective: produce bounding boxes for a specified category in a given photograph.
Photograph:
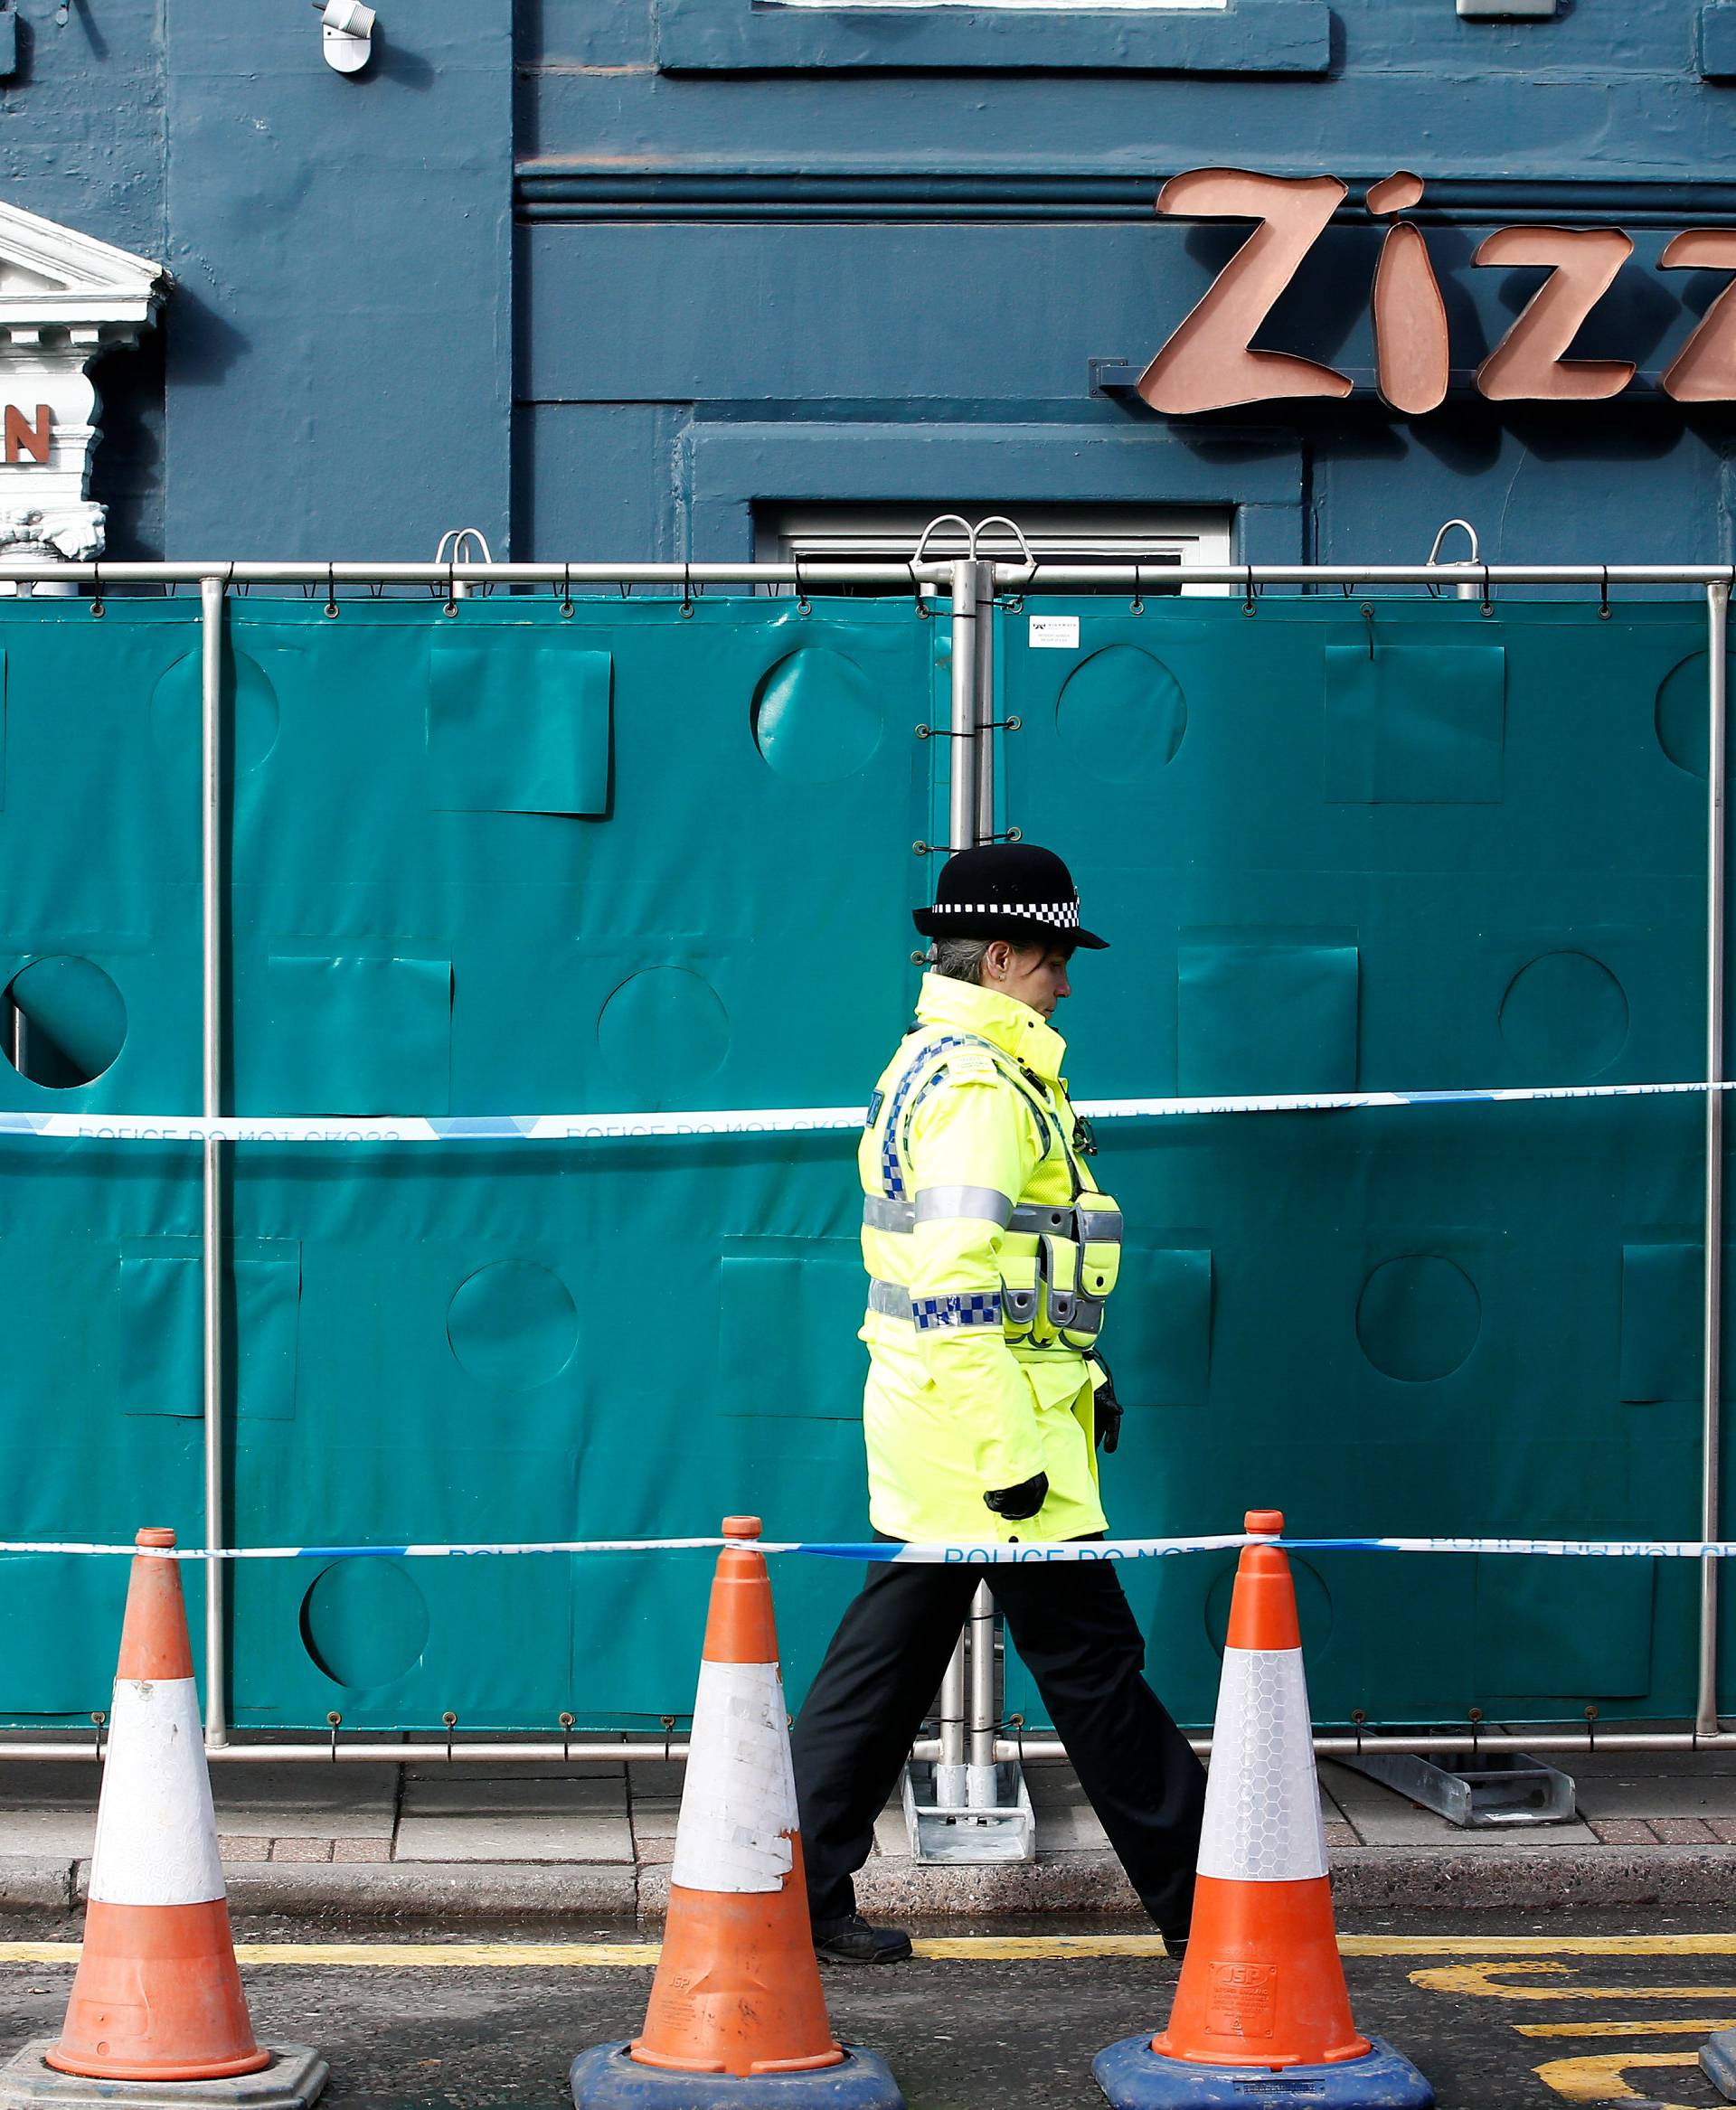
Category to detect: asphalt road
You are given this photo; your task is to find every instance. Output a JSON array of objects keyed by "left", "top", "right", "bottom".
[{"left": 1, "top": 1913, "right": 1733, "bottom": 2110}]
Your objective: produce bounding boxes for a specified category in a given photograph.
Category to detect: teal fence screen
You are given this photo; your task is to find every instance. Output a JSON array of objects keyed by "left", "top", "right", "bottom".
[{"left": 0, "top": 592, "right": 1723, "bottom": 1733}]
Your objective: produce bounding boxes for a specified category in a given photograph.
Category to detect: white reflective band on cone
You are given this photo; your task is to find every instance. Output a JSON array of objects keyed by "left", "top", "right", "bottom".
[
  {"left": 1196, "top": 1648, "right": 1328, "bottom": 1884},
  {"left": 88, "top": 1677, "right": 226, "bottom": 1907},
  {"left": 669, "top": 1659, "right": 798, "bottom": 1895}
]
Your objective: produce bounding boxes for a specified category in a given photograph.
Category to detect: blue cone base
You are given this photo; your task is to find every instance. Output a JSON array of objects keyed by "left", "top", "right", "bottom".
[
  {"left": 571, "top": 2043, "right": 904, "bottom": 2110},
  {"left": 1703, "top": 2029, "right": 1736, "bottom": 2099},
  {"left": 1093, "top": 2033, "right": 1434, "bottom": 2109}
]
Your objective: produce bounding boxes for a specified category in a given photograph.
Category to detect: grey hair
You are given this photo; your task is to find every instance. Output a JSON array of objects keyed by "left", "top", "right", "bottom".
[
  {"left": 928, "top": 937, "right": 999, "bottom": 983},
  {"left": 929, "top": 937, "right": 998, "bottom": 984},
  {"left": 929, "top": 934, "right": 1070, "bottom": 984}
]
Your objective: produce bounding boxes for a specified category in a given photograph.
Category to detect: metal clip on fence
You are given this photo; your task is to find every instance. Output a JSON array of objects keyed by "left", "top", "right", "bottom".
[
  {"left": 911, "top": 513, "right": 972, "bottom": 567},
  {"left": 435, "top": 528, "right": 493, "bottom": 602},
  {"left": 968, "top": 513, "right": 1034, "bottom": 579}
]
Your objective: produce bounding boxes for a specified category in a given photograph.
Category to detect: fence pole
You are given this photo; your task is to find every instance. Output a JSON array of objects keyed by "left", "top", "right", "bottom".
[
  {"left": 201, "top": 574, "right": 229, "bottom": 1749},
  {"left": 936, "top": 1633, "right": 967, "bottom": 1805},
  {"left": 923, "top": 561, "right": 986, "bottom": 1821},
  {"left": 966, "top": 1579, "right": 998, "bottom": 1807},
  {"left": 973, "top": 564, "right": 996, "bottom": 844},
  {"left": 1702, "top": 578, "right": 1730, "bottom": 1739},
  {"left": 947, "top": 560, "right": 980, "bottom": 852}
]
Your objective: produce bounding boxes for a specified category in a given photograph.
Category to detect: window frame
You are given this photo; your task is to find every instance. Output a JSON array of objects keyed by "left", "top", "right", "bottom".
[
  {"left": 684, "top": 420, "right": 1304, "bottom": 574},
  {"left": 759, "top": 502, "right": 1236, "bottom": 597}
]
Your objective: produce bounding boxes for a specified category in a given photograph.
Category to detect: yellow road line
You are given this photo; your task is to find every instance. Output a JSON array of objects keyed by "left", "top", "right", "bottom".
[
  {"left": 0, "top": 1931, "right": 1732, "bottom": 1968},
  {"left": 1413, "top": 1961, "right": 1736, "bottom": 2002},
  {"left": 238, "top": 1942, "right": 665, "bottom": 1968},
  {"left": 907, "top": 1936, "right": 1170, "bottom": 1961},
  {"left": 1348, "top": 1935, "right": 1736, "bottom": 1958},
  {"left": 1518, "top": 2020, "right": 1736, "bottom": 2038},
  {"left": 1531, "top": 2049, "right": 1700, "bottom": 2106}
]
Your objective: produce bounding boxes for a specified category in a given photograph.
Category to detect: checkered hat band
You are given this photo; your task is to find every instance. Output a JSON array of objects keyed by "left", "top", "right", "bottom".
[{"left": 929, "top": 900, "right": 1080, "bottom": 929}]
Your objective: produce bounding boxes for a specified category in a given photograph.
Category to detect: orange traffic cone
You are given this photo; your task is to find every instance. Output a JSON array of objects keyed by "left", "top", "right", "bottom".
[
  {"left": 0, "top": 1530, "right": 326, "bottom": 2110},
  {"left": 570, "top": 1517, "right": 902, "bottom": 2110},
  {"left": 1094, "top": 1511, "right": 1433, "bottom": 2110}
]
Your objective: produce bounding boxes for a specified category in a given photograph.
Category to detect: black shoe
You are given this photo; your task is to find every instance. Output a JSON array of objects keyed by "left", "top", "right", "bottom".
[
  {"left": 1164, "top": 1933, "right": 1188, "bottom": 1964},
  {"left": 811, "top": 1912, "right": 913, "bottom": 1964}
]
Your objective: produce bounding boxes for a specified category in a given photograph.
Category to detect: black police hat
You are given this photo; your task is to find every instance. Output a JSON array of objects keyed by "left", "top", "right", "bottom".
[{"left": 912, "top": 843, "right": 1109, "bottom": 950}]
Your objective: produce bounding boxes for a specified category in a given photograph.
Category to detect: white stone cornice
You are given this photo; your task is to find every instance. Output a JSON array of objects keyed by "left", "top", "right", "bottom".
[
  {"left": 0, "top": 202, "right": 169, "bottom": 567},
  {"left": 0, "top": 199, "right": 168, "bottom": 344}
]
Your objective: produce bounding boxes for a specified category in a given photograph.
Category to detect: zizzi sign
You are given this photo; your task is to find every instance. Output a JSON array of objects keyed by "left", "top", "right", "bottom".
[{"left": 1140, "top": 168, "right": 1736, "bottom": 415}]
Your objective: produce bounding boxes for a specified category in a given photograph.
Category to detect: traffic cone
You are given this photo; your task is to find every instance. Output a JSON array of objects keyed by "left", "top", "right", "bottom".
[
  {"left": 1094, "top": 1512, "right": 1434, "bottom": 2110},
  {"left": 0, "top": 1530, "right": 326, "bottom": 2110},
  {"left": 571, "top": 1516, "right": 903, "bottom": 2110}
]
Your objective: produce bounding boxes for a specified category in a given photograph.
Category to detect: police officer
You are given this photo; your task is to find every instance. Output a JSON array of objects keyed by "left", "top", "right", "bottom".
[{"left": 790, "top": 843, "right": 1207, "bottom": 1965}]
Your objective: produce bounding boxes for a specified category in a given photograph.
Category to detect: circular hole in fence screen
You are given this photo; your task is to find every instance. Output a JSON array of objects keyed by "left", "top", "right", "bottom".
[
  {"left": 149, "top": 645, "right": 281, "bottom": 773},
  {"left": 299, "top": 1559, "right": 430, "bottom": 1690},
  {"left": 3, "top": 956, "right": 127, "bottom": 1087},
  {"left": 1355, "top": 1254, "right": 1482, "bottom": 1383},
  {"left": 447, "top": 1258, "right": 580, "bottom": 1392},
  {"left": 1655, "top": 650, "right": 1710, "bottom": 778},
  {"left": 1498, "top": 950, "right": 1629, "bottom": 1080},
  {"left": 597, "top": 965, "right": 730, "bottom": 1100},
  {"left": 1056, "top": 645, "right": 1187, "bottom": 780},
  {"left": 751, "top": 647, "right": 882, "bottom": 783}
]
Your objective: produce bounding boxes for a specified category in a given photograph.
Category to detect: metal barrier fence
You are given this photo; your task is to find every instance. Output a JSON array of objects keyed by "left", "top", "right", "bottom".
[
  {"left": 5, "top": 1529, "right": 1736, "bottom": 1766},
  {"left": 0, "top": 542, "right": 1728, "bottom": 1755}
]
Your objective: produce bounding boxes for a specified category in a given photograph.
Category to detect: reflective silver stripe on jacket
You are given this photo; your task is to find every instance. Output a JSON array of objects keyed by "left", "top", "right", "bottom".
[
  {"left": 865, "top": 1277, "right": 1003, "bottom": 1329},
  {"left": 866, "top": 1276, "right": 910, "bottom": 1319},
  {"left": 863, "top": 1192, "right": 1071, "bottom": 1236},
  {"left": 918, "top": 1184, "right": 1014, "bottom": 1227}
]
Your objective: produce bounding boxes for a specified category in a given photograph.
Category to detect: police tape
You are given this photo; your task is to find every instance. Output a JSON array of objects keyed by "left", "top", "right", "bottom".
[
  {"left": 5, "top": 1533, "right": 1736, "bottom": 1563},
  {"left": 3, "top": 1076, "right": 1736, "bottom": 1144}
]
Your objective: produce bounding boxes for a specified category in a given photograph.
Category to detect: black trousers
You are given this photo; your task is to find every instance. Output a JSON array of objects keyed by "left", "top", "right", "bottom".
[{"left": 789, "top": 1549, "right": 1206, "bottom": 1936}]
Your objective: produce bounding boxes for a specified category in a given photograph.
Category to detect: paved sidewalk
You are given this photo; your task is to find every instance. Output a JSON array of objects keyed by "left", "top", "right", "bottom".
[{"left": 2, "top": 1739, "right": 1734, "bottom": 1920}]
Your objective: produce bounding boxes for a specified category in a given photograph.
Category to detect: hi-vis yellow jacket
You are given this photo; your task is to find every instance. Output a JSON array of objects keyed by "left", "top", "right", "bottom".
[{"left": 857, "top": 972, "right": 1124, "bottom": 1543}]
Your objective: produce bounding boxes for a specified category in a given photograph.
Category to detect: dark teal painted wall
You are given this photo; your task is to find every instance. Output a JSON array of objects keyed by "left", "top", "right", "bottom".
[
  {"left": 520, "top": 0, "right": 1736, "bottom": 574},
  {"left": 0, "top": 4, "right": 1727, "bottom": 567},
  {"left": 0, "top": 4, "right": 512, "bottom": 561}
]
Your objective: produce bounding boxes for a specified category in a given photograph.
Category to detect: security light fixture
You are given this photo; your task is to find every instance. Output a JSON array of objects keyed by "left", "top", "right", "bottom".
[{"left": 315, "top": 0, "right": 375, "bottom": 72}]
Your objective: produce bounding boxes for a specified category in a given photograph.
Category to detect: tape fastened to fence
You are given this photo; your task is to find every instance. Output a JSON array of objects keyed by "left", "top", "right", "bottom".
[
  {"left": 3, "top": 1077, "right": 1735, "bottom": 1144},
  {"left": 5, "top": 1533, "right": 1736, "bottom": 1562}
]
